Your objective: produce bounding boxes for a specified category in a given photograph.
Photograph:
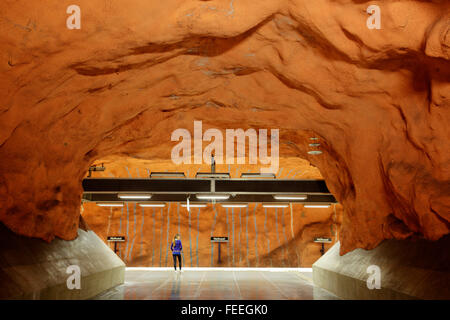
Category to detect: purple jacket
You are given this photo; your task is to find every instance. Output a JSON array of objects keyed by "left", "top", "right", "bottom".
[{"left": 171, "top": 239, "right": 182, "bottom": 254}]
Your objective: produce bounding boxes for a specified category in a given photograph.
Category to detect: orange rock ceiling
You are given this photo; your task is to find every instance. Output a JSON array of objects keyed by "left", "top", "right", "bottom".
[{"left": 0, "top": 1, "right": 449, "bottom": 255}]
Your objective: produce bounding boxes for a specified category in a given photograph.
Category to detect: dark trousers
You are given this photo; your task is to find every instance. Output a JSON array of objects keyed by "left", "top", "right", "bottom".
[{"left": 173, "top": 254, "right": 182, "bottom": 270}]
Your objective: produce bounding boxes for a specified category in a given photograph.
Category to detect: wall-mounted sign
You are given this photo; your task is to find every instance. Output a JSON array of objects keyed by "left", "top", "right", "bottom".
[
  {"left": 211, "top": 237, "right": 229, "bottom": 243},
  {"left": 314, "top": 237, "right": 332, "bottom": 256},
  {"left": 211, "top": 237, "right": 228, "bottom": 264},
  {"left": 314, "top": 237, "right": 332, "bottom": 243},
  {"left": 107, "top": 236, "right": 126, "bottom": 242}
]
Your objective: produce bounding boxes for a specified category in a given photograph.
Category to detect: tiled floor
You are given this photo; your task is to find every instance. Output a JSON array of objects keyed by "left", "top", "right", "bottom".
[{"left": 92, "top": 268, "right": 339, "bottom": 300}]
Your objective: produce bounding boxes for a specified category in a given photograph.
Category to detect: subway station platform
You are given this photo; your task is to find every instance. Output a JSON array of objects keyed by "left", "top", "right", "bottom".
[{"left": 92, "top": 268, "right": 339, "bottom": 300}]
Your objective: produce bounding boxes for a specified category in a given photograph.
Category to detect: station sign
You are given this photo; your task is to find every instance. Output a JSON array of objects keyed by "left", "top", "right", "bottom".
[
  {"left": 107, "top": 236, "right": 126, "bottom": 242},
  {"left": 211, "top": 237, "right": 229, "bottom": 243},
  {"left": 314, "top": 237, "right": 332, "bottom": 243}
]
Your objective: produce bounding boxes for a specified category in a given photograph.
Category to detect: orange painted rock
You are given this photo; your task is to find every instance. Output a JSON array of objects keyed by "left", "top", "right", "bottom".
[{"left": 0, "top": 1, "right": 449, "bottom": 255}]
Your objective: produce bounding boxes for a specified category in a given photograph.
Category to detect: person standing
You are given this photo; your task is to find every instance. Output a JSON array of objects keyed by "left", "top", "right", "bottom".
[{"left": 171, "top": 234, "right": 183, "bottom": 272}]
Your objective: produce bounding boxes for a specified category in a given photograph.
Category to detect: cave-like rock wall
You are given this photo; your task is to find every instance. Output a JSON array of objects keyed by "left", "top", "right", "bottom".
[{"left": 0, "top": 1, "right": 449, "bottom": 255}]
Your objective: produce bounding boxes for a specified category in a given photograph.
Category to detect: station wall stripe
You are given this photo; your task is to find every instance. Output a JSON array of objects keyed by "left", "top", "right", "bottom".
[
  {"left": 231, "top": 208, "right": 235, "bottom": 266},
  {"left": 152, "top": 208, "right": 156, "bottom": 267},
  {"left": 290, "top": 204, "right": 294, "bottom": 238},
  {"left": 196, "top": 208, "right": 200, "bottom": 267},
  {"left": 105, "top": 172, "right": 114, "bottom": 254},
  {"left": 125, "top": 202, "right": 130, "bottom": 263},
  {"left": 290, "top": 204, "right": 300, "bottom": 266},
  {"left": 105, "top": 206, "right": 112, "bottom": 253},
  {"left": 210, "top": 205, "right": 218, "bottom": 266},
  {"left": 282, "top": 208, "right": 289, "bottom": 265},
  {"left": 177, "top": 203, "right": 180, "bottom": 234},
  {"left": 123, "top": 166, "right": 132, "bottom": 263},
  {"left": 226, "top": 208, "right": 230, "bottom": 266},
  {"left": 245, "top": 206, "right": 250, "bottom": 267},
  {"left": 238, "top": 208, "right": 242, "bottom": 265},
  {"left": 106, "top": 207, "right": 112, "bottom": 241},
  {"left": 189, "top": 206, "right": 193, "bottom": 267},
  {"left": 275, "top": 208, "right": 279, "bottom": 245},
  {"left": 159, "top": 208, "right": 163, "bottom": 267},
  {"left": 128, "top": 203, "right": 137, "bottom": 261},
  {"left": 125, "top": 166, "right": 132, "bottom": 178},
  {"left": 135, "top": 169, "right": 145, "bottom": 258},
  {"left": 265, "top": 208, "right": 272, "bottom": 267},
  {"left": 118, "top": 205, "right": 123, "bottom": 259},
  {"left": 178, "top": 204, "right": 185, "bottom": 265},
  {"left": 277, "top": 167, "right": 283, "bottom": 178},
  {"left": 253, "top": 203, "right": 259, "bottom": 266},
  {"left": 165, "top": 203, "right": 171, "bottom": 267},
  {"left": 286, "top": 168, "right": 293, "bottom": 179},
  {"left": 275, "top": 208, "right": 285, "bottom": 267}
]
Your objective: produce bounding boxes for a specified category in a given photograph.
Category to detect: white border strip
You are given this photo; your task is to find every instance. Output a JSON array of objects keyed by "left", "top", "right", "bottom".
[{"left": 126, "top": 267, "right": 313, "bottom": 272}]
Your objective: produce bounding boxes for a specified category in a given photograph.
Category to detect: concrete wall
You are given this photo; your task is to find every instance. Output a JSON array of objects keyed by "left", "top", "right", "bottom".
[
  {"left": 0, "top": 223, "right": 125, "bottom": 299},
  {"left": 313, "top": 236, "right": 450, "bottom": 300}
]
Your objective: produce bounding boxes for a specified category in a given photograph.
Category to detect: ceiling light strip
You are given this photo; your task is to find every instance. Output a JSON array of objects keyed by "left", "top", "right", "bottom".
[
  {"left": 196, "top": 194, "right": 230, "bottom": 200},
  {"left": 273, "top": 195, "right": 307, "bottom": 200},
  {"left": 139, "top": 203, "right": 166, "bottom": 208},
  {"left": 304, "top": 204, "right": 331, "bottom": 208},
  {"left": 118, "top": 194, "right": 152, "bottom": 200},
  {"left": 97, "top": 203, "right": 124, "bottom": 207}
]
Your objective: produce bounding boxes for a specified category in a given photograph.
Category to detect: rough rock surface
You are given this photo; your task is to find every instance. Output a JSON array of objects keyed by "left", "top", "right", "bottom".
[
  {"left": 0, "top": 1, "right": 449, "bottom": 254},
  {"left": 82, "top": 157, "right": 342, "bottom": 267}
]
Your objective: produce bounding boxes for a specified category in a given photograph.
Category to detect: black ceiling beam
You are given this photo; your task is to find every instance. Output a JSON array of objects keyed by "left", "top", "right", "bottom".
[
  {"left": 82, "top": 193, "right": 337, "bottom": 203},
  {"left": 82, "top": 178, "right": 210, "bottom": 193},
  {"left": 82, "top": 178, "right": 333, "bottom": 194},
  {"left": 214, "top": 179, "right": 331, "bottom": 194}
]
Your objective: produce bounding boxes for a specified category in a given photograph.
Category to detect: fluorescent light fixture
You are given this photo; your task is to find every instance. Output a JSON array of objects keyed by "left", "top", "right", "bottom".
[
  {"left": 310, "top": 137, "right": 319, "bottom": 140},
  {"left": 262, "top": 204, "right": 289, "bottom": 208},
  {"left": 309, "top": 143, "right": 320, "bottom": 147},
  {"left": 118, "top": 194, "right": 152, "bottom": 200},
  {"left": 97, "top": 203, "right": 124, "bottom": 207},
  {"left": 304, "top": 204, "right": 331, "bottom": 208},
  {"left": 196, "top": 193, "right": 230, "bottom": 200},
  {"left": 308, "top": 150, "right": 322, "bottom": 155},
  {"left": 273, "top": 195, "right": 307, "bottom": 200},
  {"left": 150, "top": 172, "right": 186, "bottom": 178},
  {"left": 181, "top": 203, "right": 207, "bottom": 208},
  {"left": 139, "top": 203, "right": 166, "bottom": 208},
  {"left": 221, "top": 204, "right": 248, "bottom": 208},
  {"left": 240, "top": 173, "right": 276, "bottom": 179},
  {"left": 196, "top": 172, "right": 230, "bottom": 179}
]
